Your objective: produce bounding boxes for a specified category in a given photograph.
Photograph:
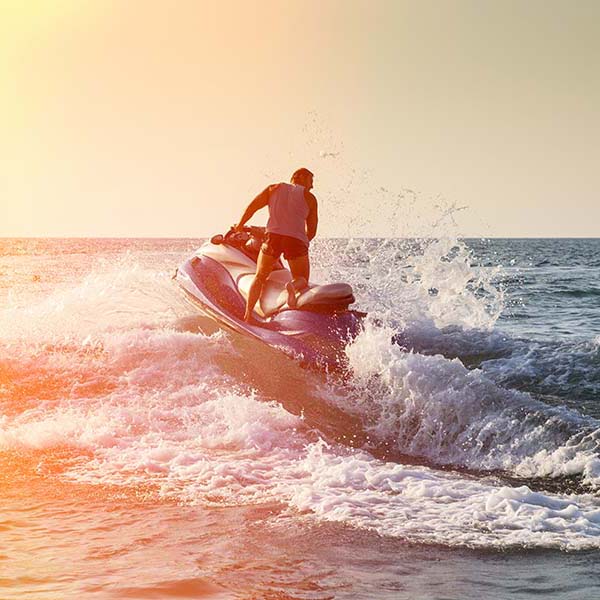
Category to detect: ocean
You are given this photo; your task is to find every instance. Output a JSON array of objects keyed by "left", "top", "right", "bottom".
[{"left": 1, "top": 237, "right": 600, "bottom": 599}]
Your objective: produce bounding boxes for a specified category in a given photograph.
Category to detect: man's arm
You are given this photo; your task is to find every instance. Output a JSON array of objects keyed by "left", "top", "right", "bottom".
[
  {"left": 305, "top": 192, "right": 318, "bottom": 241},
  {"left": 234, "top": 185, "right": 276, "bottom": 230}
]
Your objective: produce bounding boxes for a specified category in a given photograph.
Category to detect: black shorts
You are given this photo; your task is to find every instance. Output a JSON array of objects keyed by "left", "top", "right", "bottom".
[{"left": 261, "top": 232, "right": 308, "bottom": 260}]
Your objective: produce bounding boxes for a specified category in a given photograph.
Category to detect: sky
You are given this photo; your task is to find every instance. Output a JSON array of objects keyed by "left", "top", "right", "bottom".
[{"left": 2, "top": 0, "right": 599, "bottom": 237}]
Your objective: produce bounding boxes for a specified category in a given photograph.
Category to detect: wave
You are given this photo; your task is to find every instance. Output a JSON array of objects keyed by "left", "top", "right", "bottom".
[
  {"left": 343, "top": 323, "right": 600, "bottom": 487},
  {"left": 479, "top": 337, "right": 600, "bottom": 407}
]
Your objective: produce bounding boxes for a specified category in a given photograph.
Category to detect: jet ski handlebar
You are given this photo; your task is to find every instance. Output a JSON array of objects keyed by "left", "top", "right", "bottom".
[
  {"left": 210, "top": 226, "right": 266, "bottom": 246},
  {"left": 232, "top": 225, "right": 265, "bottom": 237}
]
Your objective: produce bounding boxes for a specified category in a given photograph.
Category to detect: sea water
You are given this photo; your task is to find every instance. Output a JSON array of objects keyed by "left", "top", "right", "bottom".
[{"left": 1, "top": 237, "right": 600, "bottom": 599}]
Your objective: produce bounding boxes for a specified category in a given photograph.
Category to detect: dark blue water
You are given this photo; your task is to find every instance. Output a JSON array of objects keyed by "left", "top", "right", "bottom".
[{"left": 469, "top": 239, "right": 600, "bottom": 416}]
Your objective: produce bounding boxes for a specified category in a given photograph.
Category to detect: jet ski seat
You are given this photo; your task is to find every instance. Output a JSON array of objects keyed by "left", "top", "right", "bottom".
[
  {"left": 200, "top": 242, "right": 355, "bottom": 318},
  {"left": 237, "top": 270, "right": 355, "bottom": 318}
]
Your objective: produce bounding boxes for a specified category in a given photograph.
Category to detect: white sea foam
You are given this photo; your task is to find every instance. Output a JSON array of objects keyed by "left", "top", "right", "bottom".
[{"left": 285, "top": 442, "right": 600, "bottom": 550}]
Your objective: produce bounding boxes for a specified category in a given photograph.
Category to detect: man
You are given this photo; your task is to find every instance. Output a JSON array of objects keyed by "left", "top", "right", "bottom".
[{"left": 234, "top": 167, "right": 318, "bottom": 323}]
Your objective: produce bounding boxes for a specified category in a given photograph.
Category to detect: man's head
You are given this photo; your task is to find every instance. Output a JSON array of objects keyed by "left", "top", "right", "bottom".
[{"left": 291, "top": 167, "right": 314, "bottom": 190}]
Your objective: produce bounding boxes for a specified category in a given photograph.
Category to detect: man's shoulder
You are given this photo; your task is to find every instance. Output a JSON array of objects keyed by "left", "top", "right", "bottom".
[
  {"left": 263, "top": 182, "right": 282, "bottom": 195},
  {"left": 304, "top": 189, "right": 318, "bottom": 206},
  {"left": 270, "top": 182, "right": 293, "bottom": 192}
]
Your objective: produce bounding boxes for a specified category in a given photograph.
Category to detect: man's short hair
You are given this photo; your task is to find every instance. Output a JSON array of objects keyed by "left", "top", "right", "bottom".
[{"left": 291, "top": 167, "right": 314, "bottom": 183}]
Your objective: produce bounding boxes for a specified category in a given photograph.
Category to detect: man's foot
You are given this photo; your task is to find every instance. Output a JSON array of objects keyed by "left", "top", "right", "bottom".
[{"left": 286, "top": 281, "right": 297, "bottom": 308}]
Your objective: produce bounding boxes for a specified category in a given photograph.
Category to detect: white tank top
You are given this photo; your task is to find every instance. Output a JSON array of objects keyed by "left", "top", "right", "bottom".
[{"left": 266, "top": 183, "right": 309, "bottom": 245}]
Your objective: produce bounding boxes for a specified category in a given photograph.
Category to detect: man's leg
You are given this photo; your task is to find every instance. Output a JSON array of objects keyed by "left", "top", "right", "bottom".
[
  {"left": 244, "top": 250, "right": 275, "bottom": 322},
  {"left": 285, "top": 254, "right": 310, "bottom": 308}
]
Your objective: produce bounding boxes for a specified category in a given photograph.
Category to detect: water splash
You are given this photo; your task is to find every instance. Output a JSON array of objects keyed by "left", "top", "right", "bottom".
[{"left": 314, "top": 236, "right": 503, "bottom": 332}]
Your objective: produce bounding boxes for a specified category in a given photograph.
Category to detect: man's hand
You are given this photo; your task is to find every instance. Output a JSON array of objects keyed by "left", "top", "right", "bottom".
[{"left": 234, "top": 187, "right": 272, "bottom": 235}]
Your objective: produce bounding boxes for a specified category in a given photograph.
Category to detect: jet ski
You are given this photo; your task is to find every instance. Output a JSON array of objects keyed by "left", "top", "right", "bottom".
[{"left": 174, "top": 226, "right": 365, "bottom": 368}]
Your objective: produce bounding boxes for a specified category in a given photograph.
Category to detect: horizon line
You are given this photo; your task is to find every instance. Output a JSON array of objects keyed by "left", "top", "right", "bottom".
[{"left": 2, "top": 235, "right": 600, "bottom": 241}]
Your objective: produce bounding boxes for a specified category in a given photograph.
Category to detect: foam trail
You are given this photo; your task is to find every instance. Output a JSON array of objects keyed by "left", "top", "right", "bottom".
[{"left": 285, "top": 442, "right": 600, "bottom": 550}]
